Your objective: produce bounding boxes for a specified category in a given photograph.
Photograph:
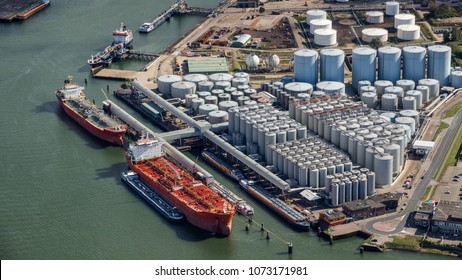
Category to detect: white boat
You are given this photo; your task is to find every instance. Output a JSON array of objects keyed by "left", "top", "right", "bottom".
[
  {"left": 139, "top": 22, "right": 154, "bottom": 33},
  {"left": 112, "top": 22, "right": 133, "bottom": 47}
]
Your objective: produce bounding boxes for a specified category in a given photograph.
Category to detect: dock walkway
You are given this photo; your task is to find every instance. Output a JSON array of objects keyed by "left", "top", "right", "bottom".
[{"left": 94, "top": 69, "right": 138, "bottom": 80}]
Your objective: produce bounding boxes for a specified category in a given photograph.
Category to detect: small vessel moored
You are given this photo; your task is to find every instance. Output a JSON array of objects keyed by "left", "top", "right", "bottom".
[
  {"left": 139, "top": 22, "right": 154, "bottom": 33},
  {"left": 239, "top": 179, "right": 310, "bottom": 230},
  {"left": 201, "top": 150, "right": 245, "bottom": 181},
  {"left": 55, "top": 77, "right": 127, "bottom": 146},
  {"left": 121, "top": 171, "right": 184, "bottom": 221},
  {"left": 15, "top": 0, "right": 50, "bottom": 20},
  {"left": 113, "top": 22, "right": 133, "bottom": 47}
]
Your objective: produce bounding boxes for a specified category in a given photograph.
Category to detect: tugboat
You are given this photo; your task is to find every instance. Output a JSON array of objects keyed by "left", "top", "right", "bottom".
[{"left": 112, "top": 22, "right": 133, "bottom": 47}]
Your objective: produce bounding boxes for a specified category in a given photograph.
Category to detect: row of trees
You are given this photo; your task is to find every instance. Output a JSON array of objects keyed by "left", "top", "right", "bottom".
[{"left": 443, "top": 27, "right": 462, "bottom": 43}]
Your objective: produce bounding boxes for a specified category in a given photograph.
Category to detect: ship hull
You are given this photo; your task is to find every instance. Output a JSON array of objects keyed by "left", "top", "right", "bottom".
[
  {"left": 128, "top": 160, "right": 234, "bottom": 236},
  {"left": 58, "top": 99, "right": 125, "bottom": 146}
]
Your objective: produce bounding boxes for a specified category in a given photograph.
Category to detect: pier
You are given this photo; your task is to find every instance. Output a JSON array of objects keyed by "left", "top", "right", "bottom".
[
  {"left": 94, "top": 69, "right": 138, "bottom": 80},
  {"left": 0, "top": 0, "right": 49, "bottom": 22}
]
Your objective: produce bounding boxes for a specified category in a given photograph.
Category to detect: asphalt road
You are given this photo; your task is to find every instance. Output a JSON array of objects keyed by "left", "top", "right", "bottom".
[{"left": 364, "top": 108, "right": 462, "bottom": 235}]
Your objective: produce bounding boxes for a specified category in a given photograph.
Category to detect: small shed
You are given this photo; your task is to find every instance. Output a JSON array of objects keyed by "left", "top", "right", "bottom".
[
  {"left": 413, "top": 140, "right": 435, "bottom": 156},
  {"left": 231, "top": 34, "right": 252, "bottom": 48}
]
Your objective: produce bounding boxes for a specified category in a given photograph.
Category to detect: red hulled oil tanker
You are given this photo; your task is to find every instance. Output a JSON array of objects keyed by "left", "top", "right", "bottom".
[
  {"left": 55, "top": 77, "right": 126, "bottom": 146},
  {"left": 126, "top": 137, "right": 236, "bottom": 235}
]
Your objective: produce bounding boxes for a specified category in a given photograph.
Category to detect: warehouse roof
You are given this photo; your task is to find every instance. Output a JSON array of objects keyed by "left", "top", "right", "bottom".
[
  {"left": 413, "top": 140, "right": 435, "bottom": 150},
  {"left": 187, "top": 58, "right": 229, "bottom": 74}
]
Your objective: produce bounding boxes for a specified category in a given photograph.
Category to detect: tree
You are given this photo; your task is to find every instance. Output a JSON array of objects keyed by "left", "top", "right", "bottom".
[
  {"left": 443, "top": 30, "right": 451, "bottom": 42},
  {"left": 259, "top": 6, "right": 265, "bottom": 13},
  {"left": 369, "top": 38, "right": 383, "bottom": 49},
  {"left": 452, "top": 27, "right": 462, "bottom": 42}
]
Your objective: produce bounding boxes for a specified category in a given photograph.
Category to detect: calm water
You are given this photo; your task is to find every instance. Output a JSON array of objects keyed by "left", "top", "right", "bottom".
[{"left": 0, "top": 0, "right": 452, "bottom": 260}]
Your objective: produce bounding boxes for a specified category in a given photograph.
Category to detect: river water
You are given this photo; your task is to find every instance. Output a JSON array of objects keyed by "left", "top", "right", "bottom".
[{"left": 0, "top": 0, "right": 451, "bottom": 260}]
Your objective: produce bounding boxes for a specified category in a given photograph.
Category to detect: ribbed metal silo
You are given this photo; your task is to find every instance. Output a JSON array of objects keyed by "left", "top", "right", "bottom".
[
  {"left": 352, "top": 47, "right": 377, "bottom": 89},
  {"left": 320, "top": 48, "right": 345, "bottom": 82},
  {"left": 228, "top": 107, "right": 236, "bottom": 135},
  {"left": 319, "top": 167, "right": 328, "bottom": 188},
  {"left": 374, "top": 80, "right": 394, "bottom": 97},
  {"left": 294, "top": 49, "right": 318, "bottom": 84},
  {"left": 158, "top": 75, "right": 182, "bottom": 95},
  {"left": 383, "top": 143, "right": 401, "bottom": 173},
  {"left": 339, "top": 182, "right": 346, "bottom": 204},
  {"left": 451, "top": 70, "right": 462, "bottom": 88},
  {"left": 345, "top": 180, "right": 352, "bottom": 202},
  {"left": 378, "top": 46, "right": 402, "bottom": 84},
  {"left": 402, "top": 46, "right": 426, "bottom": 83},
  {"left": 418, "top": 79, "right": 440, "bottom": 98},
  {"left": 406, "top": 90, "right": 422, "bottom": 108},
  {"left": 381, "top": 93, "right": 398, "bottom": 111},
  {"left": 331, "top": 183, "right": 339, "bottom": 206},
  {"left": 374, "top": 153, "right": 393, "bottom": 186},
  {"left": 309, "top": 166, "right": 319, "bottom": 188},
  {"left": 359, "top": 175, "right": 367, "bottom": 199},
  {"left": 428, "top": 45, "right": 451, "bottom": 86},
  {"left": 361, "top": 92, "right": 378, "bottom": 109},
  {"left": 366, "top": 171, "right": 376, "bottom": 196},
  {"left": 352, "top": 178, "right": 359, "bottom": 200},
  {"left": 402, "top": 96, "right": 417, "bottom": 110}
]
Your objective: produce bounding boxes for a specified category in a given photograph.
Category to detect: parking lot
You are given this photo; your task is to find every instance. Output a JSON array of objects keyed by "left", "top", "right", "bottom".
[{"left": 433, "top": 165, "right": 462, "bottom": 202}]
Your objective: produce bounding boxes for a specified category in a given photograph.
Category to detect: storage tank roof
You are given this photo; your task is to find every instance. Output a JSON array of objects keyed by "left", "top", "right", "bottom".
[
  {"left": 158, "top": 75, "right": 182, "bottom": 83},
  {"left": 171, "top": 81, "right": 196, "bottom": 89},
  {"left": 317, "top": 81, "right": 344, "bottom": 91},
  {"left": 403, "top": 45, "right": 426, "bottom": 53},
  {"left": 309, "top": 19, "right": 332, "bottom": 25},
  {"left": 378, "top": 46, "right": 401, "bottom": 54},
  {"left": 428, "top": 45, "right": 451, "bottom": 53},
  {"left": 320, "top": 48, "right": 344, "bottom": 56},
  {"left": 184, "top": 74, "right": 208, "bottom": 82},
  {"left": 314, "top": 28, "right": 336, "bottom": 36},
  {"left": 307, "top": 9, "right": 327, "bottom": 16},
  {"left": 366, "top": 11, "right": 384, "bottom": 16},
  {"left": 353, "top": 47, "right": 377, "bottom": 56},
  {"left": 209, "top": 110, "right": 228, "bottom": 117},
  {"left": 294, "top": 49, "right": 318, "bottom": 57},
  {"left": 386, "top": 1, "right": 399, "bottom": 5},
  {"left": 395, "top": 14, "right": 415, "bottom": 20},
  {"left": 285, "top": 82, "right": 313, "bottom": 92},
  {"left": 209, "top": 73, "right": 233, "bottom": 81},
  {"left": 375, "top": 80, "right": 393, "bottom": 86},
  {"left": 362, "top": 28, "right": 388, "bottom": 36},
  {"left": 397, "top": 24, "right": 420, "bottom": 31}
]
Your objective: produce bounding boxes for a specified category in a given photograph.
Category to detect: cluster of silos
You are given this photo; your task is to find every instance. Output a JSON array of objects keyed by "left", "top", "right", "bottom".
[
  {"left": 227, "top": 103, "right": 308, "bottom": 162},
  {"left": 394, "top": 14, "right": 420, "bottom": 41},
  {"left": 305, "top": 10, "right": 337, "bottom": 46},
  {"left": 289, "top": 95, "right": 406, "bottom": 188},
  {"left": 328, "top": 168, "right": 376, "bottom": 206},
  {"left": 293, "top": 48, "right": 346, "bottom": 85}
]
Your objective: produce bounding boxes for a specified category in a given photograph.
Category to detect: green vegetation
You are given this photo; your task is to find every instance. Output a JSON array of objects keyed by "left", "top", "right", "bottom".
[
  {"left": 293, "top": 15, "right": 307, "bottom": 23},
  {"left": 426, "top": 4, "right": 461, "bottom": 20},
  {"left": 433, "top": 122, "right": 450, "bottom": 141},
  {"left": 449, "top": 41, "right": 462, "bottom": 66},
  {"left": 422, "top": 185, "right": 433, "bottom": 200},
  {"left": 418, "top": 23, "right": 438, "bottom": 41},
  {"left": 369, "top": 38, "right": 384, "bottom": 49},
  {"left": 385, "top": 235, "right": 423, "bottom": 251},
  {"left": 435, "top": 120, "right": 462, "bottom": 180},
  {"left": 444, "top": 101, "right": 462, "bottom": 119}
]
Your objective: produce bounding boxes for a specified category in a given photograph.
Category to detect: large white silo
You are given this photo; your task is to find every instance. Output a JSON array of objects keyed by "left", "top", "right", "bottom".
[
  {"left": 397, "top": 25, "right": 420, "bottom": 41},
  {"left": 378, "top": 46, "right": 402, "bottom": 84},
  {"left": 418, "top": 79, "right": 440, "bottom": 98},
  {"left": 352, "top": 47, "right": 377, "bottom": 90},
  {"left": 374, "top": 153, "right": 393, "bottom": 186},
  {"left": 306, "top": 9, "right": 327, "bottom": 25},
  {"left": 386, "top": 1, "right": 399, "bottom": 16},
  {"left": 316, "top": 81, "right": 345, "bottom": 95},
  {"left": 366, "top": 11, "right": 384, "bottom": 24},
  {"left": 314, "top": 29, "right": 337, "bottom": 46},
  {"left": 402, "top": 46, "right": 426, "bottom": 83},
  {"left": 294, "top": 49, "right": 318, "bottom": 84},
  {"left": 320, "top": 48, "right": 344, "bottom": 83},
  {"left": 362, "top": 28, "right": 388, "bottom": 43},
  {"left": 428, "top": 45, "right": 452, "bottom": 86},
  {"left": 285, "top": 82, "right": 313, "bottom": 95},
  {"left": 310, "top": 19, "right": 332, "bottom": 35},
  {"left": 183, "top": 74, "right": 208, "bottom": 86},
  {"left": 209, "top": 73, "right": 233, "bottom": 83},
  {"left": 394, "top": 14, "right": 415, "bottom": 28},
  {"left": 158, "top": 75, "right": 182, "bottom": 95},
  {"left": 451, "top": 70, "right": 462, "bottom": 88},
  {"left": 171, "top": 81, "right": 196, "bottom": 99},
  {"left": 416, "top": 85, "right": 429, "bottom": 103}
]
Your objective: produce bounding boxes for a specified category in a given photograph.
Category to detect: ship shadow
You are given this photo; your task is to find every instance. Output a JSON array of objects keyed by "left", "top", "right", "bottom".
[
  {"left": 36, "top": 101, "right": 60, "bottom": 114},
  {"left": 95, "top": 162, "right": 127, "bottom": 180}
]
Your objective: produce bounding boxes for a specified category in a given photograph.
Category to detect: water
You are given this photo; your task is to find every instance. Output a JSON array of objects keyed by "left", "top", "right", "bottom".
[{"left": 0, "top": 0, "right": 452, "bottom": 260}]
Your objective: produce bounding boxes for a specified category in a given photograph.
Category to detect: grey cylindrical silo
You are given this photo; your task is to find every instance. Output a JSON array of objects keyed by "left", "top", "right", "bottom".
[
  {"left": 381, "top": 93, "right": 398, "bottom": 111},
  {"left": 399, "top": 109, "right": 420, "bottom": 126},
  {"left": 374, "top": 80, "right": 394, "bottom": 97},
  {"left": 374, "top": 153, "right": 393, "bottom": 186},
  {"left": 344, "top": 161, "right": 353, "bottom": 171},
  {"left": 185, "top": 93, "right": 198, "bottom": 108},
  {"left": 198, "top": 104, "right": 218, "bottom": 115},
  {"left": 406, "top": 90, "right": 422, "bottom": 108},
  {"left": 320, "top": 48, "right": 345, "bottom": 82},
  {"left": 359, "top": 175, "right": 367, "bottom": 199},
  {"left": 383, "top": 143, "right": 401, "bottom": 173},
  {"left": 428, "top": 45, "right": 451, "bottom": 86},
  {"left": 418, "top": 79, "right": 439, "bottom": 98},
  {"left": 360, "top": 85, "right": 377, "bottom": 96},
  {"left": 365, "top": 146, "right": 377, "bottom": 170},
  {"left": 298, "top": 164, "right": 308, "bottom": 187},
  {"left": 331, "top": 183, "right": 339, "bottom": 206},
  {"left": 352, "top": 178, "right": 359, "bottom": 200},
  {"left": 416, "top": 85, "right": 429, "bottom": 103},
  {"left": 294, "top": 49, "right": 318, "bottom": 84},
  {"left": 171, "top": 81, "right": 196, "bottom": 99},
  {"left": 345, "top": 180, "right": 352, "bottom": 202},
  {"left": 402, "top": 46, "right": 426, "bottom": 83},
  {"left": 339, "top": 182, "right": 346, "bottom": 204},
  {"left": 378, "top": 46, "right": 401, "bottom": 83},
  {"left": 396, "top": 79, "right": 415, "bottom": 92},
  {"left": 319, "top": 166, "right": 327, "bottom": 188},
  {"left": 361, "top": 92, "right": 378, "bottom": 109},
  {"left": 184, "top": 74, "right": 208, "bottom": 86},
  {"left": 352, "top": 47, "right": 377, "bottom": 89},
  {"left": 158, "top": 75, "right": 182, "bottom": 95},
  {"left": 309, "top": 166, "right": 319, "bottom": 188},
  {"left": 198, "top": 81, "right": 214, "bottom": 92},
  {"left": 402, "top": 96, "right": 417, "bottom": 110},
  {"left": 228, "top": 108, "right": 236, "bottom": 134},
  {"left": 297, "top": 126, "right": 307, "bottom": 139},
  {"left": 367, "top": 171, "right": 376, "bottom": 196}
]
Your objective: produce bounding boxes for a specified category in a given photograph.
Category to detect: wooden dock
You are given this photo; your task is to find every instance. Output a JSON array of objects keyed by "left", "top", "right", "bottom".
[
  {"left": 93, "top": 69, "right": 139, "bottom": 80},
  {"left": 0, "top": 0, "right": 48, "bottom": 22}
]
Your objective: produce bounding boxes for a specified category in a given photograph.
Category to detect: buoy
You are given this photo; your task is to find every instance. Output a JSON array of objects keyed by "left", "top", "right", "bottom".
[
  {"left": 245, "top": 224, "right": 249, "bottom": 231},
  {"left": 288, "top": 240, "right": 293, "bottom": 254},
  {"left": 248, "top": 218, "right": 253, "bottom": 224},
  {"left": 266, "top": 231, "right": 270, "bottom": 240},
  {"left": 107, "top": 85, "right": 109, "bottom": 92},
  {"left": 260, "top": 223, "right": 265, "bottom": 231},
  {"left": 84, "top": 78, "right": 88, "bottom": 85}
]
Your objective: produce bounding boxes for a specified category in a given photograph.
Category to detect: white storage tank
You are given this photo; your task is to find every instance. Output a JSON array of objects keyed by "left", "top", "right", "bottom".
[
  {"left": 352, "top": 47, "right": 377, "bottom": 89},
  {"left": 267, "top": 53, "right": 280, "bottom": 70},
  {"left": 366, "top": 11, "right": 384, "bottom": 24},
  {"left": 395, "top": 116, "right": 416, "bottom": 135},
  {"left": 198, "top": 104, "right": 218, "bottom": 115},
  {"left": 402, "top": 96, "right": 417, "bottom": 110},
  {"left": 406, "top": 90, "right": 422, "bottom": 108},
  {"left": 394, "top": 14, "right": 415, "bottom": 28},
  {"left": 367, "top": 171, "right": 376, "bottom": 196},
  {"left": 428, "top": 45, "right": 452, "bottom": 86},
  {"left": 234, "top": 72, "right": 250, "bottom": 83},
  {"left": 451, "top": 70, "right": 462, "bottom": 88},
  {"left": 385, "top": 86, "right": 404, "bottom": 99},
  {"left": 314, "top": 29, "right": 337, "bottom": 46},
  {"left": 310, "top": 19, "right": 332, "bottom": 35},
  {"left": 246, "top": 53, "right": 260, "bottom": 70},
  {"left": 403, "top": 46, "right": 426, "bottom": 83},
  {"left": 418, "top": 79, "right": 440, "bottom": 98},
  {"left": 416, "top": 85, "right": 430, "bottom": 103},
  {"left": 399, "top": 109, "right": 420, "bottom": 126},
  {"left": 218, "top": 101, "right": 239, "bottom": 112},
  {"left": 378, "top": 46, "right": 402, "bottom": 84},
  {"left": 197, "top": 91, "right": 211, "bottom": 99},
  {"left": 204, "top": 95, "right": 218, "bottom": 105},
  {"left": 215, "top": 81, "right": 231, "bottom": 90},
  {"left": 320, "top": 48, "right": 345, "bottom": 83},
  {"left": 209, "top": 73, "right": 233, "bottom": 83},
  {"left": 191, "top": 98, "right": 205, "bottom": 112},
  {"left": 396, "top": 79, "right": 415, "bottom": 92},
  {"left": 171, "top": 81, "right": 196, "bottom": 99},
  {"left": 185, "top": 93, "right": 198, "bottom": 108},
  {"left": 374, "top": 153, "right": 393, "bottom": 186},
  {"left": 374, "top": 80, "right": 394, "bottom": 97},
  {"left": 360, "top": 85, "right": 376, "bottom": 95},
  {"left": 381, "top": 93, "right": 398, "bottom": 111},
  {"left": 184, "top": 74, "right": 208, "bottom": 85},
  {"left": 383, "top": 143, "right": 401, "bottom": 173},
  {"left": 198, "top": 81, "right": 214, "bottom": 92},
  {"left": 306, "top": 9, "right": 327, "bottom": 24},
  {"left": 316, "top": 81, "right": 345, "bottom": 95},
  {"left": 285, "top": 82, "right": 313, "bottom": 95},
  {"left": 362, "top": 28, "right": 388, "bottom": 43},
  {"left": 158, "top": 75, "right": 182, "bottom": 95},
  {"left": 361, "top": 92, "right": 378, "bottom": 109},
  {"left": 386, "top": 1, "right": 400, "bottom": 16},
  {"left": 358, "top": 80, "right": 371, "bottom": 89},
  {"left": 397, "top": 24, "right": 420, "bottom": 40},
  {"left": 231, "top": 78, "right": 248, "bottom": 87},
  {"left": 294, "top": 49, "right": 318, "bottom": 84}
]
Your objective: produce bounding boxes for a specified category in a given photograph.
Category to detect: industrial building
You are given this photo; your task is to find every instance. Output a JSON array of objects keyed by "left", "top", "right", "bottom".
[
  {"left": 236, "top": 0, "right": 259, "bottom": 8},
  {"left": 342, "top": 199, "right": 386, "bottom": 221},
  {"left": 319, "top": 209, "right": 347, "bottom": 228},
  {"left": 187, "top": 58, "right": 229, "bottom": 74}
]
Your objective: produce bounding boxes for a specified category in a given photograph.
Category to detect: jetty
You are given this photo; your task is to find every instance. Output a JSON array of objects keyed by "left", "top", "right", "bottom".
[{"left": 0, "top": 0, "right": 50, "bottom": 22}]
